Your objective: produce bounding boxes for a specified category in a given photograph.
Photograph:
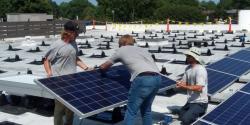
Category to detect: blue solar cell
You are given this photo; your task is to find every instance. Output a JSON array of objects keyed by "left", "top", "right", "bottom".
[
  {"left": 61, "top": 94, "right": 76, "bottom": 102},
  {"left": 202, "top": 92, "right": 250, "bottom": 125},
  {"left": 54, "top": 88, "right": 67, "bottom": 95},
  {"left": 229, "top": 50, "right": 250, "bottom": 63},
  {"left": 98, "top": 99, "right": 112, "bottom": 106},
  {"left": 36, "top": 65, "right": 176, "bottom": 118},
  {"left": 207, "top": 57, "right": 250, "bottom": 76},
  {"left": 246, "top": 47, "right": 250, "bottom": 51},
  {"left": 241, "top": 83, "right": 250, "bottom": 94},
  {"left": 107, "top": 96, "right": 122, "bottom": 103},
  {"left": 207, "top": 69, "right": 239, "bottom": 95},
  {"left": 78, "top": 106, "right": 93, "bottom": 113},
  {"left": 70, "top": 100, "right": 82, "bottom": 107},
  {"left": 193, "top": 120, "right": 212, "bottom": 125}
]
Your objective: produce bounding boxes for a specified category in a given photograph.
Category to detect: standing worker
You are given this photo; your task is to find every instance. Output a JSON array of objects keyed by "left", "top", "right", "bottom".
[
  {"left": 176, "top": 47, "right": 208, "bottom": 125},
  {"left": 44, "top": 21, "right": 90, "bottom": 125},
  {"left": 99, "top": 35, "right": 162, "bottom": 125}
]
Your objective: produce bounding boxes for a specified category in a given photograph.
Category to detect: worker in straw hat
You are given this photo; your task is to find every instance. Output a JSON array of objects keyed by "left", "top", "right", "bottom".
[{"left": 176, "top": 47, "right": 208, "bottom": 125}]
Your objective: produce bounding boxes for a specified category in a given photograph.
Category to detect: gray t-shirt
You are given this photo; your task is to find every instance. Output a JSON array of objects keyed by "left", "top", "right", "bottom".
[
  {"left": 45, "top": 40, "right": 78, "bottom": 76},
  {"left": 108, "top": 46, "right": 159, "bottom": 81},
  {"left": 182, "top": 64, "right": 208, "bottom": 103}
]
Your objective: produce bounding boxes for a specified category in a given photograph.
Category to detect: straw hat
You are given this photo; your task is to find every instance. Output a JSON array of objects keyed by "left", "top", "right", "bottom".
[{"left": 184, "top": 47, "right": 204, "bottom": 64}]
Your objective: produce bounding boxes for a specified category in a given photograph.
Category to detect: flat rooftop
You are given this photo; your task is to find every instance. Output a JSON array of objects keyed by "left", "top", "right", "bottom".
[{"left": 0, "top": 26, "right": 250, "bottom": 125}]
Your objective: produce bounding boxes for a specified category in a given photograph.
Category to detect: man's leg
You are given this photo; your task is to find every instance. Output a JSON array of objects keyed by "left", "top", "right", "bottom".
[
  {"left": 54, "top": 100, "right": 65, "bottom": 125},
  {"left": 178, "top": 103, "right": 190, "bottom": 120},
  {"left": 179, "top": 103, "right": 207, "bottom": 125},
  {"left": 65, "top": 107, "right": 74, "bottom": 125},
  {"left": 140, "top": 76, "right": 161, "bottom": 125},
  {"left": 123, "top": 77, "right": 144, "bottom": 125}
]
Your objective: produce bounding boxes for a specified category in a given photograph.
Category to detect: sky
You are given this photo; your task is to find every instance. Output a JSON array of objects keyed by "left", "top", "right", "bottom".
[{"left": 53, "top": 0, "right": 97, "bottom": 5}]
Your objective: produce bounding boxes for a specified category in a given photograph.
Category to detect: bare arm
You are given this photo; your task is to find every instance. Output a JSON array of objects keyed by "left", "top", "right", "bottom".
[
  {"left": 99, "top": 61, "right": 113, "bottom": 71},
  {"left": 43, "top": 58, "right": 52, "bottom": 77},
  {"left": 176, "top": 81, "right": 203, "bottom": 92},
  {"left": 76, "top": 57, "right": 89, "bottom": 70}
]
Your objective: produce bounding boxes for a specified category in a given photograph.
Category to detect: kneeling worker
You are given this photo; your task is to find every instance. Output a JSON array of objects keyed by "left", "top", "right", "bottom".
[{"left": 176, "top": 47, "right": 208, "bottom": 125}]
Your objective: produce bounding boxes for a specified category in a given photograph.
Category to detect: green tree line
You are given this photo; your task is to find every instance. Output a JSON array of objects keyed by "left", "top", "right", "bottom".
[{"left": 0, "top": 0, "right": 249, "bottom": 23}]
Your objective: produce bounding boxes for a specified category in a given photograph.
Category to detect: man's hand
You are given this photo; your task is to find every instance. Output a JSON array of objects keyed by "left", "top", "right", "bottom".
[
  {"left": 98, "top": 68, "right": 107, "bottom": 77},
  {"left": 176, "top": 81, "right": 203, "bottom": 92},
  {"left": 176, "top": 80, "right": 186, "bottom": 89},
  {"left": 47, "top": 72, "right": 52, "bottom": 78},
  {"left": 85, "top": 67, "right": 94, "bottom": 71}
]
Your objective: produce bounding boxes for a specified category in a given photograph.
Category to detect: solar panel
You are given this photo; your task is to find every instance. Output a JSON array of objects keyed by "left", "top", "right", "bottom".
[
  {"left": 207, "top": 57, "right": 250, "bottom": 76},
  {"left": 193, "top": 120, "right": 212, "bottom": 125},
  {"left": 240, "top": 83, "right": 250, "bottom": 94},
  {"left": 229, "top": 50, "right": 250, "bottom": 63},
  {"left": 35, "top": 65, "right": 176, "bottom": 118},
  {"left": 200, "top": 92, "right": 250, "bottom": 125},
  {"left": 245, "top": 47, "right": 250, "bottom": 51},
  {"left": 207, "top": 69, "right": 239, "bottom": 95}
]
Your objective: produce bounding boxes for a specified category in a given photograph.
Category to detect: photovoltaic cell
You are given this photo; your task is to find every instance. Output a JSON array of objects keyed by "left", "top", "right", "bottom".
[
  {"left": 207, "top": 69, "right": 239, "bottom": 95},
  {"left": 229, "top": 50, "right": 250, "bottom": 63},
  {"left": 202, "top": 92, "right": 250, "bottom": 125},
  {"left": 241, "top": 83, "right": 250, "bottom": 94},
  {"left": 207, "top": 57, "right": 250, "bottom": 76},
  {"left": 35, "top": 65, "right": 176, "bottom": 118}
]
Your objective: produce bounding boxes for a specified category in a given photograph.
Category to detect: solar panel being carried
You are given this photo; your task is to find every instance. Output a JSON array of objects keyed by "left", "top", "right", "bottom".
[
  {"left": 229, "top": 50, "right": 250, "bottom": 63},
  {"left": 35, "top": 65, "right": 176, "bottom": 118},
  {"left": 206, "top": 69, "right": 239, "bottom": 95},
  {"left": 207, "top": 57, "right": 250, "bottom": 76},
  {"left": 196, "top": 92, "right": 250, "bottom": 125}
]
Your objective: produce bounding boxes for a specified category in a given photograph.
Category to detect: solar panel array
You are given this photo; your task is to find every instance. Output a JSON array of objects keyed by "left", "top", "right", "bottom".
[
  {"left": 207, "top": 57, "right": 250, "bottom": 76},
  {"left": 241, "top": 83, "right": 250, "bottom": 94},
  {"left": 245, "top": 47, "right": 250, "bottom": 51},
  {"left": 193, "top": 91, "right": 250, "bottom": 125},
  {"left": 35, "top": 65, "right": 176, "bottom": 118},
  {"left": 206, "top": 49, "right": 250, "bottom": 95},
  {"left": 229, "top": 50, "right": 250, "bottom": 63},
  {"left": 206, "top": 69, "right": 238, "bottom": 95}
]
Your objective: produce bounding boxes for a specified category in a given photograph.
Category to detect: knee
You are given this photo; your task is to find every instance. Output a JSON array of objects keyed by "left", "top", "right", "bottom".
[
  {"left": 126, "top": 107, "right": 137, "bottom": 116},
  {"left": 54, "top": 110, "right": 63, "bottom": 116},
  {"left": 180, "top": 115, "right": 195, "bottom": 125}
]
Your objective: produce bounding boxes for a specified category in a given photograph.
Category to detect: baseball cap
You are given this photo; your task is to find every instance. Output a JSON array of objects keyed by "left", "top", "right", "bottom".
[{"left": 64, "top": 21, "right": 79, "bottom": 32}]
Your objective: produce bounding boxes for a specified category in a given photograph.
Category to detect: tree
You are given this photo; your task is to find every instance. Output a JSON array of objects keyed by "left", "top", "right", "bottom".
[
  {"left": 0, "top": 0, "right": 12, "bottom": 19},
  {"left": 217, "top": 0, "right": 233, "bottom": 10},
  {"left": 49, "top": 0, "right": 60, "bottom": 18},
  {"left": 10, "top": 0, "right": 53, "bottom": 13},
  {"left": 59, "top": 0, "right": 96, "bottom": 20},
  {"left": 200, "top": 1, "right": 217, "bottom": 10},
  {"left": 214, "top": 0, "right": 233, "bottom": 19},
  {"left": 233, "top": 0, "right": 250, "bottom": 9}
]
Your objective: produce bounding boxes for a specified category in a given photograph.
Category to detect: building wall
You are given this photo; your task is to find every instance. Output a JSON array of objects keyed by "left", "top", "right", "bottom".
[
  {"left": 238, "top": 10, "right": 250, "bottom": 30},
  {"left": 7, "top": 13, "right": 53, "bottom": 22}
]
